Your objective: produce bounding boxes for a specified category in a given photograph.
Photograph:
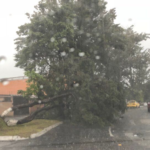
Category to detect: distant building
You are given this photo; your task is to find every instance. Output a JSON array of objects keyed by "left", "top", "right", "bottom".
[{"left": 0, "top": 76, "right": 43, "bottom": 116}]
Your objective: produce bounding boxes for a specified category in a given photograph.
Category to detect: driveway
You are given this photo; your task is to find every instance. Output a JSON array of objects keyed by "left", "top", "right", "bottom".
[{"left": 1, "top": 107, "right": 150, "bottom": 150}]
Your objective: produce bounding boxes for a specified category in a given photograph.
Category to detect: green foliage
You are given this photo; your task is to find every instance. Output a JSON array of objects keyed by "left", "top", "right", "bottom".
[
  {"left": 66, "top": 80, "right": 126, "bottom": 126},
  {"left": 126, "top": 89, "right": 144, "bottom": 103},
  {"left": 142, "top": 81, "right": 150, "bottom": 102},
  {"left": 14, "top": 0, "right": 149, "bottom": 126}
]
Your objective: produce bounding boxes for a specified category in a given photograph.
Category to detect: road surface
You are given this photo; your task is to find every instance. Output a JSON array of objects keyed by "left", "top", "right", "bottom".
[{"left": 1, "top": 106, "right": 150, "bottom": 150}]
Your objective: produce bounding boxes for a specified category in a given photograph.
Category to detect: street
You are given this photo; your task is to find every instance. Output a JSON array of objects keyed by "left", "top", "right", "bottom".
[{"left": 1, "top": 106, "right": 150, "bottom": 150}]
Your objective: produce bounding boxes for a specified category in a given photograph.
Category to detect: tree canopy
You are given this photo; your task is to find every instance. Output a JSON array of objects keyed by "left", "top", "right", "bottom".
[{"left": 14, "top": 0, "right": 150, "bottom": 126}]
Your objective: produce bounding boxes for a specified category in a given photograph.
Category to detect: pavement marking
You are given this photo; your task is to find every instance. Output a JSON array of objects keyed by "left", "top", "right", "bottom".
[{"left": 109, "top": 127, "right": 114, "bottom": 137}]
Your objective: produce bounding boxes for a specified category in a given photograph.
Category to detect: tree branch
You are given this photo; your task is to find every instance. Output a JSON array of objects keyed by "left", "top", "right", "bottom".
[
  {"left": 6, "top": 104, "right": 59, "bottom": 126},
  {"left": 17, "top": 105, "right": 58, "bottom": 124},
  {"left": 1, "top": 93, "right": 71, "bottom": 117}
]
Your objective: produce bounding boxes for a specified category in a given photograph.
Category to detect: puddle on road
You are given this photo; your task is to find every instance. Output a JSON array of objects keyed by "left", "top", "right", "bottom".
[
  {"left": 125, "top": 132, "right": 144, "bottom": 139},
  {"left": 134, "top": 133, "right": 143, "bottom": 138}
]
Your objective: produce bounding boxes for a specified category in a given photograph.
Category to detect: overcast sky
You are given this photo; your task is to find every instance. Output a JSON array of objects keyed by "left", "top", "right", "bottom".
[{"left": 0, "top": 0, "right": 150, "bottom": 78}]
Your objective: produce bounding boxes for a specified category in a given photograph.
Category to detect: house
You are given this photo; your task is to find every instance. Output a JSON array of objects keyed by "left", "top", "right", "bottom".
[{"left": 0, "top": 76, "right": 44, "bottom": 116}]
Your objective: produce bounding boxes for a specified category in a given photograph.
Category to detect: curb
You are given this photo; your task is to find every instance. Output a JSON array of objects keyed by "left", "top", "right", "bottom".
[
  {"left": 0, "top": 136, "right": 28, "bottom": 141},
  {"left": 0, "top": 122, "right": 63, "bottom": 141},
  {"left": 30, "top": 122, "right": 63, "bottom": 139}
]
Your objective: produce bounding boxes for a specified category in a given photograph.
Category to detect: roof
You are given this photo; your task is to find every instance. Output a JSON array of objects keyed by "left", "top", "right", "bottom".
[
  {"left": 0, "top": 76, "right": 28, "bottom": 95},
  {"left": 0, "top": 76, "right": 28, "bottom": 82}
]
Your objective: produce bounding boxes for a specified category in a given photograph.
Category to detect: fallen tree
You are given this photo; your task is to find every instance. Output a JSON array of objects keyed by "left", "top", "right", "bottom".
[
  {"left": 1, "top": 93, "right": 71, "bottom": 126},
  {"left": 10, "top": 0, "right": 136, "bottom": 127}
]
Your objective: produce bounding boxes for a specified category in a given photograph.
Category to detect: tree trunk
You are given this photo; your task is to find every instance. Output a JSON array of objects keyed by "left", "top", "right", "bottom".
[
  {"left": 5, "top": 105, "right": 58, "bottom": 126},
  {"left": 17, "top": 105, "right": 58, "bottom": 124}
]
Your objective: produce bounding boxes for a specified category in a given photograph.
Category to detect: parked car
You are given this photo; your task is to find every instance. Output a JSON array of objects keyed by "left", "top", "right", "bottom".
[
  {"left": 127, "top": 100, "right": 140, "bottom": 108},
  {"left": 147, "top": 102, "right": 150, "bottom": 112}
]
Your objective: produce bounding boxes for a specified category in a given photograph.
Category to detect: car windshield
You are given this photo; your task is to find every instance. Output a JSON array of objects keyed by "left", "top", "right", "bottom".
[{"left": 0, "top": 0, "right": 150, "bottom": 150}]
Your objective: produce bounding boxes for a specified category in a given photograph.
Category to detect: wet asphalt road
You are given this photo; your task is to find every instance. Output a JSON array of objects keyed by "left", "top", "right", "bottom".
[{"left": 1, "top": 106, "right": 150, "bottom": 150}]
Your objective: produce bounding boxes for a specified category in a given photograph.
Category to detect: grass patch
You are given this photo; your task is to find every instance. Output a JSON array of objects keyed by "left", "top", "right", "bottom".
[{"left": 0, "top": 118, "right": 60, "bottom": 137}]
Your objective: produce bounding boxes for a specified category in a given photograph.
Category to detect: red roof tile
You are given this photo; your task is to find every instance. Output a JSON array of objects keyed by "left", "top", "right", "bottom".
[{"left": 0, "top": 79, "right": 28, "bottom": 95}]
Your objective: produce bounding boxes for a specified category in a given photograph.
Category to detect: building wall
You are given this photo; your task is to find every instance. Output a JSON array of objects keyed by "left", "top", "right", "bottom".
[
  {"left": 0, "top": 96, "right": 45, "bottom": 117},
  {"left": 0, "top": 77, "right": 44, "bottom": 116},
  {"left": 0, "top": 96, "right": 14, "bottom": 116},
  {"left": 0, "top": 97, "right": 4, "bottom": 101},
  {"left": 0, "top": 102, "right": 14, "bottom": 116}
]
